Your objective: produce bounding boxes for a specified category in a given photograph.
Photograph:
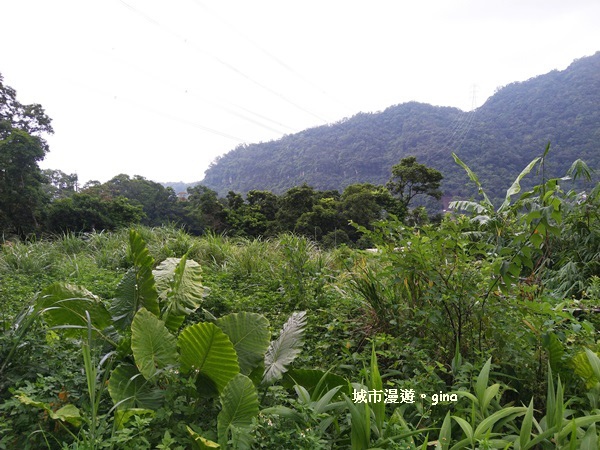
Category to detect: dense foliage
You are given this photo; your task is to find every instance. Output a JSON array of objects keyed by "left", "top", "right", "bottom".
[
  {"left": 0, "top": 71, "right": 441, "bottom": 243},
  {"left": 202, "top": 52, "right": 600, "bottom": 204},
  {"left": 3, "top": 54, "right": 600, "bottom": 449},
  {"left": 2, "top": 149, "right": 600, "bottom": 448},
  {"left": 0, "top": 73, "right": 53, "bottom": 237}
]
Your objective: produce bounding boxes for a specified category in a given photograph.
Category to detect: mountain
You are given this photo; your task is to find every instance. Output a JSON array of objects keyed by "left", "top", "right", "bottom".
[
  {"left": 201, "top": 52, "right": 600, "bottom": 203},
  {"left": 161, "top": 181, "right": 199, "bottom": 197}
]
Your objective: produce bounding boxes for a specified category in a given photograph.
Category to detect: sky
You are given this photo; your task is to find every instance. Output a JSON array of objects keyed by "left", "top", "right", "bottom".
[{"left": 1, "top": 0, "right": 599, "bottom": 185}]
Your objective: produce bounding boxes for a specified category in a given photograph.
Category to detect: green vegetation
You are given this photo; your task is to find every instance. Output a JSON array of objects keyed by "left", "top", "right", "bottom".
[
  {"left": 3, "top": 55, "right": 600, "bottom": 448},
  {"left": 2, "top": 148, "right": 600, "bottom": 448},
  {"left": 1, "top": 73, "right": 441, "bottom": 247}
]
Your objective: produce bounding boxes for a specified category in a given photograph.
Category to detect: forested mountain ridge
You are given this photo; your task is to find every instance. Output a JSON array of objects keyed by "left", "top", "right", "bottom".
[{"left": 201, "top": 51, "right": 600, "bottom": 202}]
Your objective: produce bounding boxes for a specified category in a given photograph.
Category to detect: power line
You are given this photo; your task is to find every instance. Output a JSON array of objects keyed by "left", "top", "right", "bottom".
[
  {"left": 118, "top": 0, "right": 332, "bottom": 124},
  {"left": 90, "top": 46, "right": 298, "bottom": 135},
  {"left": 431, "top": 85, "right": 480, "bottom": 161},
  {"left": 69, "top": 77, "right": 248, "bottom": 142},
  {"left": 191, "top": 0, "right": 354, "bottom": 114}
]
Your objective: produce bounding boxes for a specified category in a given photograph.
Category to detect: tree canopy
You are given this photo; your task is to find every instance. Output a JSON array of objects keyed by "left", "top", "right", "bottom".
[
  {"left": 386, "top": 156, "right": 443, "bottom": 209},
  {"left": 0, "top": 74, "right": 53, "bottom": 237}
]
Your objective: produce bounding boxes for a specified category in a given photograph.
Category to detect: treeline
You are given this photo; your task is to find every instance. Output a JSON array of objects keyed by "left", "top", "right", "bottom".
[
  {"left": 201, "top": 52, "right": 600, "bottom": 203},
  {"left": 36, "top": 156, "right": 442, "bottom": 247},
  {"left": 0, "top": 71, "right": 441, "bottom": 245}
]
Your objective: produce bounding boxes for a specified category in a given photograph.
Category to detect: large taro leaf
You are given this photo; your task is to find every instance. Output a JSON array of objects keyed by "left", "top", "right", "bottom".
[
  {"left": 282, "top": 369, "right": 349, "bottom": 398},
  {"left": 216, "top": 312, "right": 270, "bottom": 375},
  {"left": 131, "top": 308, "right": 178, "bottom": 380},
  {"left": 154, "top": 256, "right": 205, "bottom": 331},
  {"left": 217, "top": 374, "right": 259, "bottom": 449},
  {"left": 36, "top": 282, "right": 112, "bottom": 337},
  {"left": 108, "top": 363, "right": 164, "bottom": 410},
  {"left": 178, "top": 322, "right": 239, "bottom": 393},
  {"left": 17, "top": 393, "right": 82, "bottom": 427},
  {"left": 262, "top": 311, "right": 307, "bottom": 385},
  {"left": 109, "top": 230, "right": 159, "bottom": 330}
]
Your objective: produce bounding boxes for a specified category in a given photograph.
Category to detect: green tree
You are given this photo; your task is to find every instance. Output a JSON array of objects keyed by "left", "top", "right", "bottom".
[
  {"left": 0, "top": 73, "right": 53, "bottom": 237},
  {"left": 185, "top": 185, "right": 228, "bottom": 234},
  {"left": 295, "top": 196, "right": 342, "bottom": 241},
  {"left": 43, "top": 169, "right": 78, "bottom": 200},
  {"left": 45, "top": 193, "right": 144, "bottom": 233},
  {"left": 386, "top": 156, "right": 443, "bottom": 210},
  {"left": 83, "top": 174, "right": 183, "bottom": 226},
  {"left": 275, "top": 184, "right": 329, "bottom": 234},
  {"left": 246, "top": 190, "right": 278, "bottom": 222}
]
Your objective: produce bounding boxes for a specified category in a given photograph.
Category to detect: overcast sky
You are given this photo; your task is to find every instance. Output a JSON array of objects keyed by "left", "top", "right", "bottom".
[{"left": 2, "top": 0, "right": 599, "bottom": 184}]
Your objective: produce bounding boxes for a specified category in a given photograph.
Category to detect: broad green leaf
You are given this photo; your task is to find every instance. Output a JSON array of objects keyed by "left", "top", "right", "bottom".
[
  {"left": 451, "top": 415, "right": 474, "bottom": 441},
  {"left": 108, "top": 363, "right": 164, "bottom": 410},
  {"left": 452, "top": 153, "right": 493, "bottom": 209},
  {"left": 452, "top": 390, "right": 478, "bottom": 404},
  {"left": 567, "top": 158, "right": 593, "bottom": 182},
  {"left": 262, "top": 311, "right": 307, "bottom": 385},
  {"left": 36, "top": 282, "right": 111, "bottom": 337},
  {"left": 131, "top": 308, "right": 178, "bottom": 380},
  {"left": 546, "top": 366, "right": 557, "bottom": 430},
  {"left": 109, "top": 230, "right": 159, "bottom": 330},
  {"left": 154, "top": 256, "right": 206, "bottom": 331},
  {"left": 448, "top": 200, "right": 489, "bottom": 215},
  {"left": 294, "top": 384, "right": 311, "bottom": 404},
  {"left": 474, "top": 407, "right": 527, "bottom": 440},
  {"left": 217, "top": 374, "right": 259, "bottom": 449},
  {"left": 178, "top": 322, "right": 239, "bottom": 393},
  {"left": 154, "top": 257, "right": 182, "bottom": 298},
  {"left": 580, "top": 423, "right": 599, "bottom": 450},
  {"left": 438, "top": 411, "right": 452, "bottom": 450},
  {"left": 369, "top": 343, "right": 385, "bottom": 434},
  {"left": 16, "top": 393, "right": 49, "bottom": 410},
  {"left": 542, "top": 332, "right": 564, "bottom": 373},
  {"left": 109, "top": 269, "right": 137, "bottom": 330},
  {"left": 260, "top": 405, "right": 303, "bottom": 422},
  {"left": 216, "top": 312, "right": 270, "bottom": 375},
  {"left": 498, "top": 157, "right": 540, "bottom": 213},
  {"left": 530, "top": 231, "right": 544, "bottom": 249},
  {"left": 475, "top": 357, "right": 492, "bottom": 407},
  {"left": 519, "top": 398, "right": 534, "bottom": 449},
  {"left": 481, "top": 384, "right": 500, "bottom": 413},
  {"left": 16, "top": 394, "right": 83, "bottom": 427},
  {"left": 585, "top": 348, "right": 600, "bottom": 381},
  {"left": 52, "top": 404, "right": 83, "bottom": 427},
  {"left": 312, "top": 386, "right": 344, "bottom": 415},
  {"left": 282, "top": 369, "right": 348, "bottom": 398},
  {"left": 187, "top": 426, "right": 220, "bottom": 449},
  {"left": 343, "top": 394, "right": 370, "bottom": 450},
  {"left": 573, "top": 350, "right": 598, "bottom": 389},
  {"left": 557, "top": 415, "right": 600, "bottom": 442}
]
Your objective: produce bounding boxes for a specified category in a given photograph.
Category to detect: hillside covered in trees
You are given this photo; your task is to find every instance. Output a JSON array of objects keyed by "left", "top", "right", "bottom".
[{"left": 201, "top": 51, "right": 600, "bottom": 202}]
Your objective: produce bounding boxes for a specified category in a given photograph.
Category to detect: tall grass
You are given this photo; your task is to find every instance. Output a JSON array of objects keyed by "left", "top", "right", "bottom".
[
  {"left": 225, "top": 237, "right": 278, "bottom": 280},
  {"left": 85, "top": 230, "right": 129, "bottom": 270},
  {"left": 195, "top": 231, "right": 235, "bottom": 269},
  {"left": 55, "top": 232, "right": 89, "bottom": 255},
  {"left": 135, "top": 224, "right": 202, "bottom": 261},
  {"left": 276, "top": 233, "right": 334, "bottom": 309},
  {"left": 0, "top": 239, "right": 55, "bottom": 274}
]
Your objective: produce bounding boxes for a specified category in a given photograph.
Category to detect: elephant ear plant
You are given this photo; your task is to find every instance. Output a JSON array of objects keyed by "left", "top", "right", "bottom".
[{"left": 19, "top": 229, "right": 308, "bottom": 449}]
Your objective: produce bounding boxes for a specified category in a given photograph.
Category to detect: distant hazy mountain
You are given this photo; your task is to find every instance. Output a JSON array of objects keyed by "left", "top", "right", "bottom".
[
  {"left": 161, "top": 181, "right": 199, "bottom": 197},
  {"left": 201, "top": 51, "right": 600, "bottom": 203}
]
